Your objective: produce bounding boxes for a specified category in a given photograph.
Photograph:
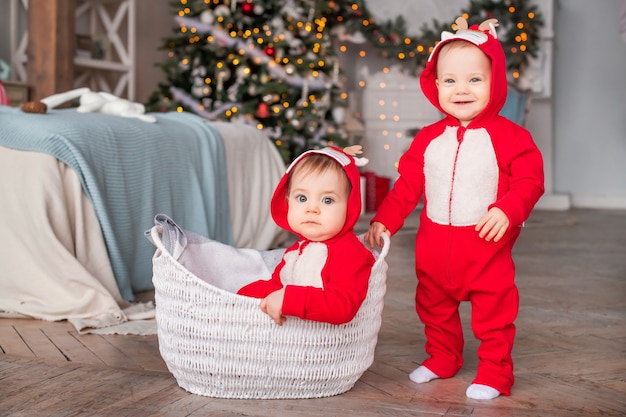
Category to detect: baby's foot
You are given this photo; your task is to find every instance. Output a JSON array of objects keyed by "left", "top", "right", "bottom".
[
  {"left": 466, "top": 383, "right": 501, "bottom": 400},
  {"left": 409, "top": 365, "right": 439, "bottom": 384}
]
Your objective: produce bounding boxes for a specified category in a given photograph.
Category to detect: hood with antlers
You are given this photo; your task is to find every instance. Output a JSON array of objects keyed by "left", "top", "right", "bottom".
[
  {"left": 270, "top": 146, "right": 367, "bottom": 243},
  {"left": 419, "top": 16, "right": 508, "bottom": 126}
]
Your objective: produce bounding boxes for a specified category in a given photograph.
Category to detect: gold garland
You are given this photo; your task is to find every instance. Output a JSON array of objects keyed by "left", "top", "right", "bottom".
[{"left": 336, "top": 0, "right": 544, "bottom": 80}]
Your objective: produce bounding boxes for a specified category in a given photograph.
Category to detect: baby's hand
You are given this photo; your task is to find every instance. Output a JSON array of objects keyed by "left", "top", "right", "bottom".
[
  {"left": 260, "top": 288, "right": 287, "bottom": 326},
  {"left": 365, "top": 221, "right": 388, "bottom": 249},
  {"left": 475, "top": 207, "right": 509, "bottom": 242}
]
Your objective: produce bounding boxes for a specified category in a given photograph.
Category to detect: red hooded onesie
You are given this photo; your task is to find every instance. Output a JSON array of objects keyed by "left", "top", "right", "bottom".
[
  {"left": 238, "top": 147, "right": 375, "bottom": 325},
  {"left": 371, "top": 21, "right": 544, "bottom": 395}
]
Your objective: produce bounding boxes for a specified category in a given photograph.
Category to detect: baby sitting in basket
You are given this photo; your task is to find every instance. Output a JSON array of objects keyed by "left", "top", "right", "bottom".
[{"left": 238, "top": 146, "right": 375, "bottom": 326}]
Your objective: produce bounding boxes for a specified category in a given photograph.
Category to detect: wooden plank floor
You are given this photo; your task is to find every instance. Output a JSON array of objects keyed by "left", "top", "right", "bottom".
[{"left": 1, "top": 208, "right": 625, "bottom": 416}]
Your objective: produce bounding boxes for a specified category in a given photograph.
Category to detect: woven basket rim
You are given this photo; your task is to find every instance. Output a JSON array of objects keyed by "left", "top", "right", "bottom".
[{"left": 150, "top": 225, "right": 389, "bottom": 313}]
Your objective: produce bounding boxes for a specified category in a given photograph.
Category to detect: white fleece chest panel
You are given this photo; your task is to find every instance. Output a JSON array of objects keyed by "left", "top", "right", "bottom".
[
  {"left": 424, "top": 126, "right": 498, "bottom": 226},
  {"left": 280, "top": 241, "right": 326, "bottom": 288}
]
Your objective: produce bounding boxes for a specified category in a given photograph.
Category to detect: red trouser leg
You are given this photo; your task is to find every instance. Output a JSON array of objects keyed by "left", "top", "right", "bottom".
[
  {"left": 469, "top": 259, "right": 518, "bottom": 396},
  {"left": 415, "top": 278, "right": 464, "bottom": 378}
]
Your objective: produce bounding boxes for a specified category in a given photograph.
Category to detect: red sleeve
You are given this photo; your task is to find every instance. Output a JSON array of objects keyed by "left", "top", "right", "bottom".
[
  {"left": 236, "top": 272, "right": 283, "bottom": 298},
  {"left": 236, "top": 245, "right": 296, "bottom": 298},
  {"left": 489, "top": 120, "right": 545, "bottom": 228},
  {"left": 281, "top": 236, "right": 375, "bottom": 325}
]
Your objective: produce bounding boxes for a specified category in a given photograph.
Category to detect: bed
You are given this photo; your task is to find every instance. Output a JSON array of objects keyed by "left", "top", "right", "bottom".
[{"left": 0, "top": 106, "right": 285, "bottom": 331}]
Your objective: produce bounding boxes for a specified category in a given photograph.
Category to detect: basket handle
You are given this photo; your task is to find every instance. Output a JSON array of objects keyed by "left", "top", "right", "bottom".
[
  {"left": 359, "top": 232, "right": 390, "bottom": 263},
  {"left": 149, "top": 225, "right": 188, "bottom": 261},
  {"left": 377, "top": 232, "right": 391, "bottom": 261},
  {"left": 149, "top": 225, "right": 166, "bottom": 253}
]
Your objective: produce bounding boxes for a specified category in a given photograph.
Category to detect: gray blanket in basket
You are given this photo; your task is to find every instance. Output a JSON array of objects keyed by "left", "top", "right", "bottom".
[{"left": 148, "top": 214, "right": 284, "bottom": 293}]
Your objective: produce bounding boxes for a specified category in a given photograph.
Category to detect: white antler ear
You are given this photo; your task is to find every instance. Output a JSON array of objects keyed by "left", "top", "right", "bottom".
[
  {"left": 479, "top": 18, "right": 499, "bottom": 39},
  {"left": 489, "top": 21, "right": 498, "bottom": 39},
  {"left": 354, "top": 157, "right": 369, "bottom": 168},
  {"left": 440, "top": 31, "right": 455, "bottom": 41}
]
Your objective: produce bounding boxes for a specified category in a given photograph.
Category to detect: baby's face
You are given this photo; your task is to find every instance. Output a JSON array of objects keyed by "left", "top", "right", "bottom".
[
  {"left": 436, "top": 43, "right": 492, "bottom": 126},
  {"left": 286, "top": 167, "right": 349, "bottom": 242}
]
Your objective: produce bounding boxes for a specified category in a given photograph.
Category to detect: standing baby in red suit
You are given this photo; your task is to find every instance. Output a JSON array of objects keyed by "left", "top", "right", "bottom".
[
  {"left": 239, "top": 146, "right": 375, "bottom": 326},
  {"left": 366, "top": 17, "right": 544, "bottom": 400}
]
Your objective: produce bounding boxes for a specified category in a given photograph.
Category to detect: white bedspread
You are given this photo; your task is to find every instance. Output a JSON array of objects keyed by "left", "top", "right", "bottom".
[
  {"left": 0, "top": 121, "right": 284, "bottom": 331},
  {"left": 218, "top": 122, "right": 286, "bottom": 250}
]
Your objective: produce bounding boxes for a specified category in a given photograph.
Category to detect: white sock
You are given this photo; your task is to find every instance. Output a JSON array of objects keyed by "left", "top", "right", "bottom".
[
  {"left": 409, "top": 365, "right": 439, "bottom": 384},
  {"left": 466, "top": 383, "right": 501, "bottom": 400}
]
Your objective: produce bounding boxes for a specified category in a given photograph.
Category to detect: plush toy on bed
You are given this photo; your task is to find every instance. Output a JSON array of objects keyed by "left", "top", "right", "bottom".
[{"left": 20, "top": 87, "right": 157, "bottom": 123}]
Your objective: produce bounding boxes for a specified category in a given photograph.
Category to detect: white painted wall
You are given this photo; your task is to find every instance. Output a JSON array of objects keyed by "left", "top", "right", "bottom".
[{"left": 553, "top": 0, "right": 626, "bottom": 209}]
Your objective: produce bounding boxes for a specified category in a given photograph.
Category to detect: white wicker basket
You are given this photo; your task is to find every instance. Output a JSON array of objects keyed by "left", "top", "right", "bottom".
[{"left": 148, "top": 218, "right": 389, "bottom": 399}]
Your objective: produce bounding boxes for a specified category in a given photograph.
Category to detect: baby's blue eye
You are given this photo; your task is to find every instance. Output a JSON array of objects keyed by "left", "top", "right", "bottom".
[
  {"left": 296, "top": 195, "right": 307, "bottom": 203},
  {"left": 322, "top": 197, "right": 334, "bottom": 204}
]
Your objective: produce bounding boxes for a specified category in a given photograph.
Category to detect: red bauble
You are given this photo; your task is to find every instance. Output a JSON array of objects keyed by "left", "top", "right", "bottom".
[
  {"left": 242, "top": 1, "right": 253, "bottom": 15},
  {"left": 264, "top": 46, "right": 276, "bottom": 57}
]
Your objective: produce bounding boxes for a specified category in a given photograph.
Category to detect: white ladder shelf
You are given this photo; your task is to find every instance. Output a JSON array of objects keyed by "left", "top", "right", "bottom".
[{"left": 7, "top": 0, "right": 136, "bottom": 100}]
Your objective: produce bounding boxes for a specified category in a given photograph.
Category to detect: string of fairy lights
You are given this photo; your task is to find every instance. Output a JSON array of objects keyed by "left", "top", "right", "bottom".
[
  {"left": 153, "top": 0, "right": 543, "bottom": 163},
  {"left": 173, "top": 0, "right": 543, "bottom": 81}
]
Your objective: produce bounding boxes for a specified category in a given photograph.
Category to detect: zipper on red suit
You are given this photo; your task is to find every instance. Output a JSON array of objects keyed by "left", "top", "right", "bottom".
[
  {"left": 446, "top": 126, "right": 466, "bottom": 283},
  {"left": 298, "top": 240, "right": 311, "bottom": 254}
]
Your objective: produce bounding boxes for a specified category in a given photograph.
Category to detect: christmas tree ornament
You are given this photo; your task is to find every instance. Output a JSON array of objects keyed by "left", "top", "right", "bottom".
[
  {"left": 291, "top": 118, "right": 302, "bottom": 130},
  {"left": 332, "top": 107, "right": 345, "bottom": 124},
  {"left": 191, "top": 85, "right": 204, "bottom": 98},
  {"left": 241, "top": 1, "right": 253, "bottom": 16},
  {"left": 262, "top": 93, "right": 280, "bottom": 104},
  {"left": 236, "top": 65, "right": 250, "bottom": 79},
  {"left": 284, "top": 63, "right": 296, "bottom": 76},
  {"left": 215, "top": 67, "right": 231, "bottom": 82},
  {"left": 200, "top": 9, "right": 214, "bottom": 24},
  {"left": 264, "top": 45, "right": 276, "bottom": 58},
  {"left": 214, "top": 5, "right": 230, "bottom": 17},
  {"left": 256, "top": 102, "right": 270, "bottom": 118},
  {"left": 192, "top": 76, "right": 204, "bottom": 87}
]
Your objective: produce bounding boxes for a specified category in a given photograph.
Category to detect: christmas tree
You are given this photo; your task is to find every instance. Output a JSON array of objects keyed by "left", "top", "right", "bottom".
[{"left": 147, "top": 0, "right": 369, "bottom": 163}]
